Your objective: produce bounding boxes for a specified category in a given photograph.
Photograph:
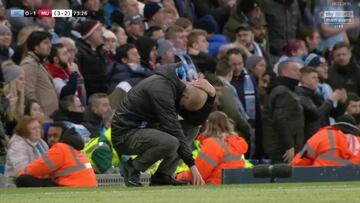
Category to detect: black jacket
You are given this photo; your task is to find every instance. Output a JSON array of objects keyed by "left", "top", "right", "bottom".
[
  {"left": 295, "top": 86, "right": 334, "bottom": 142},
  {"left": 82, "top": 107, "right": 105, "bottom": 138},
  {"left": 76, "top": 40, "right": 108, "bottom": 97},
  {"left": 111, "top": 66, "right": 214, "bottom": 167},
  {"left": 50, "top": 109, "right": 85, "bottom": 124},
  {"left": 328, "top": 58, "right": 360, "bottom": 96},
  {"left": 189, "top": 52, "right": 217, "bottom": 74},
  {"left": 262, "top": 76, "right": 304, "bottom": 155}
]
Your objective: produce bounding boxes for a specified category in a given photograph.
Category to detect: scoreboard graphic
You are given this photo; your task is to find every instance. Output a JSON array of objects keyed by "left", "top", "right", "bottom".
[{"left": 10, "top": 9, "right": 88, "bottom": 18}]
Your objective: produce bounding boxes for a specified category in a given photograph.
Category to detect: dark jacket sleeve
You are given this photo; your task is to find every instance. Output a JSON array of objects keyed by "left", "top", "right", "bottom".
[
  {"left": 272, "top": 92, "right": 301, "bottom": 150},
  {"left": 192, "top": 0, "right": 230, "bottom": 18},
  {"left": 179, "top": 95, "right": 215, "bottom": 127},
  {"left": 150, "top": 89, "right": 195, "bottom": 167},
  {"left": 299, "top": 96, "right": 333, "bottom": 121},
  {"left": 92, "top": 145, "right": 113, "bottom": 173}
]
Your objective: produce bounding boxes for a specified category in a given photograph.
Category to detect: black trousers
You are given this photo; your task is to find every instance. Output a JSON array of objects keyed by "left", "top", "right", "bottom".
[
  {"left": 114, "top": 121, "right": 199, "bottom": 176},
  {"left": 16, "top": 174, "right": 58, "bottom": 187}
]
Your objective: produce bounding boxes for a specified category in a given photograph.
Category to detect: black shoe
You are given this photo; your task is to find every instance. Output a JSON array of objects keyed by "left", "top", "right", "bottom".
[
  {"left": 150, "top": 172, "right": 187, "bottom": 186},
  {"left": 120, "top": 159, "right": 143, "bottom": 187}
]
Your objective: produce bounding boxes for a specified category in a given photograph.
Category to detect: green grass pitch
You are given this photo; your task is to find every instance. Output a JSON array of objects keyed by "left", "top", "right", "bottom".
[{"left": 1, "top": 182, "right": 360, "bottom": 203}]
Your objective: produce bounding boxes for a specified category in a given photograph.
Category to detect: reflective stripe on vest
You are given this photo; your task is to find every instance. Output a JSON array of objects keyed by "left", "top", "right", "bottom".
[
  {"left": 41, "top": 153, "right": 57, "bottom": 170},
  {"left": 300, "top": 129, "right": 352, "bottom": 165},
  {"left": 54, "top": 146, "right": 92, "bottom": 178},
  {"left": 198, "top": 138, "right": 243, "bottom": 167}
]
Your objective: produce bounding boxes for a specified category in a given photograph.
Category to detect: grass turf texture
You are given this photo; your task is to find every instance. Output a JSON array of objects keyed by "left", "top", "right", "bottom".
[{"left": 1, "top": 182, "right": 360, "bottom": 203}]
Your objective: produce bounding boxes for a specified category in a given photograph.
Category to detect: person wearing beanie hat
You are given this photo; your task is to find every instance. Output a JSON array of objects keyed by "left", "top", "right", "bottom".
[
  {"left": 76, "top": 19, "right": 108, "bottom": 97},
  {"left": 123, "top": 14, "right": 145, "bottom": 43},
  {"left": 157, "top": 39, "right": 176, "bottom": 65},
  {"left": 134, "top": 36, "right": 157, "bottom": 70},
  {"left": 20, "top": 30, "right": 59, "bottom": 117},
  {"left": 193, "top": 15, "right": 219, "bottom": 34},
  {"left": 1, "top": 61, "right": 25, "bottom": 136},
  {"left": 0, "top": 24, "right": 13, "bottom": 64},
  {"left": 144, "top": 2, "right": 166, "bottom": 30},
  {"left": 246, "top": 55, "right": 266, "bottom": 80},
  {"left": 103, "top": 29, "right": 118, "bottom": 64}
]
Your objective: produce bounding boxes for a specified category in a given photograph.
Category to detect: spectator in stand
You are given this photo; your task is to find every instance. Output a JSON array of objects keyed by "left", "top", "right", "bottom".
[
  {"left": 249, "top": 14, "right": 269, "bottom": 54},
  {"left": 192, "top": 0, "right": 236, "bottom": 32},
  {"left": 143, "top": 2, "right": 167, "bottom": 30},
  {"left": 260, "top": 0, "right": 303, "bottom": 57},
  {"left": 214, "top": 60, "right": 251, "bottom": 139},
  {"left": 58, "top": 37, "right": 87, "bottom": 104},
  {"left": 120, "top": 0, "right": 140, "bottom": 16},
  {"left": 81, "top": 0, "right": 105, "bottom": 24},
  {"left": 12, "top": 26, "right": 43, "bottom": 65},
  {"left": 106, "top": 43, "right": 152, "bottom": 94},
  {"left": 35, "top": 16, "right": 59, "bottom": 44},
  {"left": 20, "top": 31, "right": 58, "bottom": 117},
  {"left": 24, "top": 99, "right": 45, "bottom": 123},
  {"left": 187, "top": 29, "right": 217, "bottom": 74},
  {"left": 302, "top": 27, "right": 321, "bottom": 55},
  {"left": 1, "top": 61, "right": 25, "bottom": 136},
  {"left": 263, "top": 60, "right": 304, "bottom": 164},
  {"left": 173, "top": 0, "right": 196, "bottom": 23},
  {"left": 223, "top": 0, "right": 262, "bottom": 42},
  {"left": 328, "top": 42, "right": 360, "bottom": 96},
  {"left": 47, "top": 43, "right": 80, "bottom": 99},
  {"left": 83, "top": 93, "right": 112, "bottom": 138},
  {"left": 166, "top": 25, "right": 198, "bottom": 81},
  {"left": 4, "top": 117, "right": 48, "bottom": 187},
  {"left": 235, "top": 23, "right": 272, "bottom": 72},
  {"left": 174, "top": 18, "right": 192, "bottom": 35},
  {"left": 145, "top": 26, "right": 165, "bottom": 41},
  {"left": 50, "top": 95, "right": 90, "bottom": 142},
  {"left": 123, "top": 14, "right": 145, "bottom": 44},
  {"left": 227, "top": 48, "right": 263, "bottom": 159},
  {"left": 111, "top": 26, "right": 128, "bottom": 46},
  {"left": 47, "top": 122, "right": 65, "bottom": 147},
  {"left": 246, "top": 55, "right": 266, "bottom": 81},
  {"left": 134, "top": 36, "right": 157, "bottom": 71},
  {"left": 0, "top": 24, "right": 13, "bottom": 64},
  {"left": 296, "top": 67, "right": 343, "bottom": 142},
  {"left": 103, "top": 0, "right": 120, "bottom": 27},
  {"left": 176, "top": 111, "right": 248, "bottom": 185},
  {"left": 157, "top": 39, "right": 176, "bottom": 66},
  {"left": 75, "top": 20, "right": 108, "bottom": 97},
  {"left": 345, "top": 93, "right": 360, "bottom": 115},
  {"left": 103, "top": 29, "right": 118, "bottom": 64}
]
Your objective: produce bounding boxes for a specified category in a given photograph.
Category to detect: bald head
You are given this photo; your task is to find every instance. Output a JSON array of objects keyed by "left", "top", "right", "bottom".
[
  {"left": 278, "top": 60, "right": 301, "bottom": 80},
  {"left": 180, "top": 84, "right": 208, "bottom": 111}
]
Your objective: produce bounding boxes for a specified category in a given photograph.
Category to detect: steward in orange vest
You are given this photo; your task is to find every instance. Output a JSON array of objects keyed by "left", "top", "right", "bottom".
[
  {"left": 176, "top": 111, "right": 248, "bottom": 185},
  {"left": 292, "top": 116, "right": 360, "bottom": 167},
  {"left": 16, "top": 126, "right": 98, "bottom": 187}
]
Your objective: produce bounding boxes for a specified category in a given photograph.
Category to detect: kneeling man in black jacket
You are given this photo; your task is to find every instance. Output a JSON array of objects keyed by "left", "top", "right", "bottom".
[{"left": 111, "top": 63, "right": 215, "bottom": 186}]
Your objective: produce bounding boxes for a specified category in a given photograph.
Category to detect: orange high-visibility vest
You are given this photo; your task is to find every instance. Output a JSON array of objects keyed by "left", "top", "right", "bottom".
[
  {"left": 18, "top": 143, "right": 97, "bottom": 187},
  {"left": 176, "top": 135, "right": 248, "bottom": 185},
  {"left": 292, "top": 126, "right": 360, "bottom": 166}
]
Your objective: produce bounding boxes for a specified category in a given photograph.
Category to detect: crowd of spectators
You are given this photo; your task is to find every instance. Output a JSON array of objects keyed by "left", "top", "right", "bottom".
[{"left": 0, "top": 0, "right": 360, "bottom": 187}]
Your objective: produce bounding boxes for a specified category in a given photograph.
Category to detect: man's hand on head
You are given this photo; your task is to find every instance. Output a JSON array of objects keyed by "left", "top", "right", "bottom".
[{"left": 191, "top": 79, "right": 216, "bottom": 97}]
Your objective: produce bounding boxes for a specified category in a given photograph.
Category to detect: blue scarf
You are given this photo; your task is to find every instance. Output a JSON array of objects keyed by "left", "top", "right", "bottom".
[{"left": 242, "top": 69, "right": 256, "bottom": 121}]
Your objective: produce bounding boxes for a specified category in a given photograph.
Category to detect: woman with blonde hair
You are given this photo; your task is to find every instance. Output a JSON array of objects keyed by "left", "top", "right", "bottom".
[
  {"left": 176, "top": 111, "right": 248, "bottom": 185},
  {"left": 1, "top": 60, "right": 25, "bottom": 136},
  {"left": 4, "top": 116, "right": 48, "bottom": 187}
]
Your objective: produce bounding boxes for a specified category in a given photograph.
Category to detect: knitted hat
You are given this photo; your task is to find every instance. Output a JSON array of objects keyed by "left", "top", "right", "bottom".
[
  {"left": 102, "top": 29, "right": 117, "bottom": 40},
  {"left": 303, "top": 53, "right": 326, "bottom": 68},
  {"left": 157, "top": 39, "right": 174, "bottom": 57},
  {"left": 144, "top": 2, "right": 163, "bottom": 20},
  {"left": 240, "top": 0, "right": 260, "bottom": 14},
  {"left": 75, "top": 20, "right": 101, "bottom": 39},
  {"left": 27, "top": 31, "right": 52, "bottom": 51},
  {"left": 194, "top": 15, "right": 219, "bottom": 34},
  {"left": 123, "top": 14, "right": 144, "bottom": 26},
  {"left": 2, "top": 63, "right": 24, "bottom": 83},
  {"left": 0, "top": 24, "right": 11, "bottom": 35},
  {"left": 246, "top": 55, "right": 264, "bottom": 70}
]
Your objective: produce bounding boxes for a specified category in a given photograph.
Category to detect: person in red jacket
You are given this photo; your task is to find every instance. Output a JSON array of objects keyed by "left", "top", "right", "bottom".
[
  {"left": 292, "top": 114, "right": 360, "bottom": 166},
  {"left": 176, "top": 111, "right": 248, "bottom": 185},
  {"left": 16, "top": 124, "right": 98, "bottom": 187}
]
